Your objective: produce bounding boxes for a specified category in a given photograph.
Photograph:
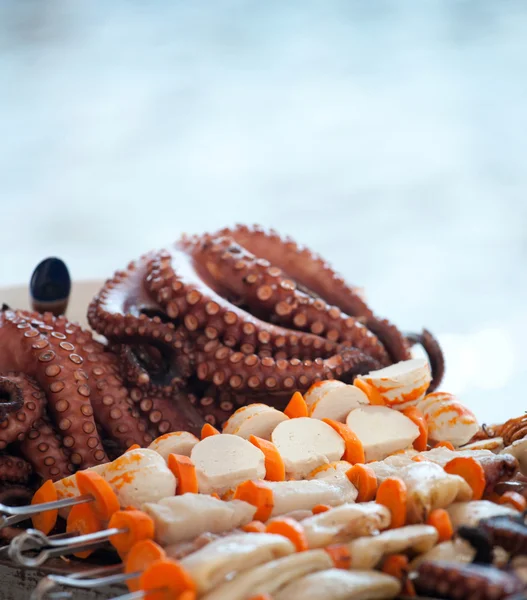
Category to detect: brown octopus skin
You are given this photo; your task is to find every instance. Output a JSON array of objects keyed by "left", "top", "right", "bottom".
[
  {"left": 0, "top": 485, "right": 34, "bottom": 542},
  {"left": 88, "top": 225, "right": 444, "bottom": 429},
  {"left": 415, "top": 560, "right": 526, "bottom": 599},
  {"left": 0, "top": 455, "right": 32, "bottom": 484},
  {"left": 460, "top": 515, "right": 527, "bottom": 562}
]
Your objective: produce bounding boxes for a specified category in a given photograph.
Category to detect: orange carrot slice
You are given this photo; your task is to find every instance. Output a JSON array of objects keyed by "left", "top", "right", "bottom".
[
  {"left": 249, "top": 435, "right": 285, "bottom": 482},
  {"left": 125, "top": 540, "right": 167, "bottom": 592},
  {"left": 242, "top": 520, "right": 267, "bottom": 533},
  {"left": 31, "top": 479, "right": 58, "bottom": 535},
  {"left": 325, "top": 544, "right": 352, "bottom": 569},
  {"left": 353, "top": 379, "right": 384, "bottom": 405},
  {"left": 76, "top": 470, "right": 120, "bottom": 522},
  {"left": 139, "top": 558, "right": 196, "bottom": 600},
  {"left": 109, "top": 510, "right": 155, "bottom": 555},
  {"left": 66, "top": 503, "right": 102, "bottom": 559},
  {"left": 444, "top": 456, "right": 486, "bottom": 501},
  {"left": 498, "top": 491, "right": 527, "bottom": 512},
  {"left": 265, "top": 518, "right": 308, "bottom": 552},
  {"left": 426, "top": 508, "right": 453, "bottom": 542},
  {"left": 201, "top": 423, "right": 220, "bottom": 439},
  {"left": 126, "top": 444, "right": 141, "bottom": 452},
  {"left": 233, "top": 480, "right": 274, "bottom": 521},
  {"left": 402, "top": 407, "right": 428, "bottom": 451},
  {"left": 210, "top": 492, "right": 221, "bottom": 500},
  {"left": 248, "top": 595, "right": 273, "bottom": 600},
  {"left": 381, "top": 554, "right": 415, "bottom": 596},
  {"left": 312, "top": 504, "right": 331, "bottom": 514},
  {"left": 322, "top": 419, "right": 365, "bottom": 464},
  {"left": 434, "top": 441, "right": 455, "bottom": 450},
  {"left": 284, "top": 391, "right": 308, "bottom": 418},
  {"left": 346, "top": 464, "right": 377, "bottom": 502},
  {"left": 168, "top": 454, "right": 199, "bottom": 495},
  {"left": 376, "top": 477, "right": 407, "bottom": 529}
]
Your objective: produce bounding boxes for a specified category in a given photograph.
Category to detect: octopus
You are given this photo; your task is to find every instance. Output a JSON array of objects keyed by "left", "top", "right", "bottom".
[
  {"left": 87, "top": 224, "right": 444, "bottom": 432},
  {"left": 414, "top": 560, "right": 526, "bottom": 599},
  {"left": 0, "top": 224, "right": 444, "bottom": 503}
]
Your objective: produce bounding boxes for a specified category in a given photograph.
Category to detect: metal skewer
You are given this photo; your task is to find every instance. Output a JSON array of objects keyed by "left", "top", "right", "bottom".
[
  {"left": 0, "top": 495, "right": 92, "bottom": 529},
  {"left": 31, "top": 565, "right": 125, "bottom": 600}
]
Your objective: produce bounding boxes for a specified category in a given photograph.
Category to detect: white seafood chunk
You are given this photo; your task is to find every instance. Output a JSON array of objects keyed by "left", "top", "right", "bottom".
[
  {"left": 142, "top": 494, "right": 256, "bottom": 546},
  {"left": 201, "top": 549, "right": 333, "bottom": 600},
  {"left": 502, "top": 439, "right": 527, "bottom": 476},
  {"left": 355, "top": 358, "right": 431, "bottom": 409},
  {"left": 272, "top": 417, "right": 345, "bottom": 479},
  {"left": 461, "top": 438, "right": 504, "bottom": 452},
  {"left": 347, "top": 525, "right": 438, "bottom": 569},
  {"left": 417, "top": 392, "right": 479, "bottom": 447},
  {"left": 399, "top": 461, "right": 472, "bottom": 523},
  {"left": 103, "top": 448, "right": 176, "bottom": 507},
  {"left": 305, "top": 381, "right": 369, "bottom": 422},
  {"left": 148, "top": 431, "right": 199, "bottom": 460},
  {"left": 308, "top": 461, "right": 353, "bottom": 482},
  {"left": 302, "top": 502, "right": 391, "bottom": 548},
  {"left": 191, "top": 434, "right": 266, "bottom": 495},
  {"left": 274, "top": 569, "right": 401, "bottom": 600},
  {"left": 410, "top": 538, "right": 476, "bottom": 568},
  {"left": 222, "top": 404, "right": 289, "bottom": 440},
  {"left": 345, "top": 405, "right": 419, "bottom": 462},
  {"left": 181, "top": 532, "right": 295, "bottom": 594},
  {"left": 266, "top": 475, "right": 357, "bottom": 517},
  {"left": 447, "top": 500, "right": 519, "bottom": 529}
]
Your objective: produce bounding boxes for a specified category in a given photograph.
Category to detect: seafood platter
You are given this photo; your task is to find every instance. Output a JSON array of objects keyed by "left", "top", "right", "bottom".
[{"left": 0, "top": 224, "right": 526, "bottom": 600}]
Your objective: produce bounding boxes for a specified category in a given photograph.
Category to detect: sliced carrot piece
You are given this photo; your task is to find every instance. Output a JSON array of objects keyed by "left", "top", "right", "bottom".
[
  {"left": 498, "top": 491, "right": 527, "bottom": 512},
  {"left": 248, "top": 595, "right": 273, "bottom": 600},
  {"left": 178, "top": 593, "right": 197, "bottom": 600},
  {"left": 139, "top": 558, "right": 196, "bottom": 600},
  {"left": 109, "top": 510, "right": 155, "bottom": 555},
  {"left": 353, "top": 379, "right": 384, "bottom": 405},
  {"left": 381, "top": 554, "right": 415, "bottom": 596},
  {"left": 66, "top": 503, "right": 102, "bottom": 559},
  {"left": 426, "top": 508, "right": 453, "bottom": 542},
  {"left": 312, "top": 504, "right": 331, "bottom": 514},
  {"left": 126, "top": 444, "right": 141, "bottom": 452},
  {"left": 242, "top": 520, "right": 266, "bottom": 533},
  {"left": 284, "top": 391, "right": 308, "bottom": 418},
  {"left": 265, "top": 517, "right": 308, "bottom": 552},
  {"left": 31, "top": 479, "right": 58, "bottom": 535},
  {"left": 325, "top": 544, "right": 352, "bottom": 569},
  {"left": 444, "top": 456, "right": 486, "bottom": 501},
  {"left": 322, "top": 419, "right": 365, "bottom": 464},
  {"left": 168, "top": 454, "right": 199, "bottom": 495},
  {"left": 233, "top": 480, "right": 274, "bottom": 521},
  {"left": 434, "top": 441, "right": 455, "bottom": 450},
  {"left": 210, "top": 492, "right": 221, "bottom": 500},
  {"left": 201, "top": 423, "right": 220, "bottom": 439},
  {"left": 402, "top": 407, "right": 428, "bottom": 451},
  {"left": 346, "top": 464, "right": 377, "bottom": 502},
  {"left": 125, "top": 540, "right": 167, "bottom": 592},
  {"left": 76, "top": 470, "right": 120, "bottom": 522},
  {"left": 376, "top": 477, "right": 407, "bottom": 529},
  {"left": 249, "top": 435, "right": 285, "bottom": 482}
]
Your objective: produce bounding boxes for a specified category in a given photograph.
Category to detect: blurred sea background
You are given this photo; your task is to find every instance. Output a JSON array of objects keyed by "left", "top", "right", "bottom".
[{"left": 1, "top": 0, "right": 526, "bottom": 422}]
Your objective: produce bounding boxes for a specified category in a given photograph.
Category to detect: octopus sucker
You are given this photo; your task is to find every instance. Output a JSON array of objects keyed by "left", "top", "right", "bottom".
[{"left": 87, "top": 224, "right": 444, "bottom": 430}]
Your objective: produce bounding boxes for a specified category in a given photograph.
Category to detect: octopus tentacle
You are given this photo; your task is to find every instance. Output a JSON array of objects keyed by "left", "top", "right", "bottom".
[
  {"left": 19, "top": 416, "right": 75, "bottom": 481},
  {"left": 0, "top": 310, "right": 107, "bottom": 468},
  {"left": 406, "top": 328, "right": 445, "bottom": 392},
  {"left": 0, "top": 374, "right": 25, "bottom": 420},
  {"left": 0, "top": 455, "right": 32, "bottom": 483},
  {"left": 0, "top": 373, "right": 44, "bottom": 449},
  {"left": 0, "top": 485, "right": 34, "bottom": 542},
  {"left": 209, "top": 224, "right": 374, "bottom": 318}
]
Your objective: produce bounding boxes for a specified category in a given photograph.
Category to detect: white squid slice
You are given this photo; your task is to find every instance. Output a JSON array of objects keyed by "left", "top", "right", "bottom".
[
  {"left": 271, "top": 417, "right": 345, "bottom": 479},
  {"left": 501, "top": 439, "right": 527, "bottom": 476},
  {"left": 410, "top": 538, "right": 476, "bottom": 568},
  {"left": 307, "top": 461, "right": 353, "bottom": 482},
  {"left": 447, "top": 500, "right": 520, "bottom": 529},
  {"left": 222, "top": 403, "right": 289, "bottom": 440},
  {"left": 142, "top": 494, "right": 256, "bottom": 546},
  {"left": 180, "top": 532, "right": 295, "bottom": 594},
  {"left": 274, "top": 569, "right": 401, "bottom": 600},
  {"left": 305, "top": 381, "right": 369, "bottom": 422},
  {"left": 200, "top": 549, "right": 333, "bottom": 600},
  {"left": 190, "top": 433, "right": 266, "bottom": 495},
  {"left": 356, "top": 358, "right": 431, "bottom": 409},
  {"left": 345, "top": 405, "right": 419, "bottom": 462},
  {"left": 148, "top": 431, "right": 199, "bottom": 460},
  {"left": 417, "top": 392, "right": 480, "bottom": 447},
  {"left": 347, "top": 524, "right": 438, "bottom": 569}
]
